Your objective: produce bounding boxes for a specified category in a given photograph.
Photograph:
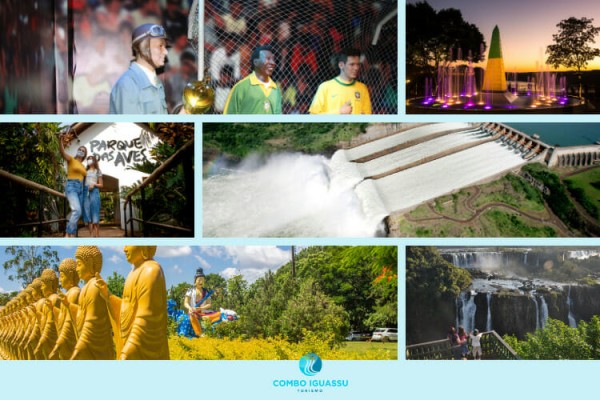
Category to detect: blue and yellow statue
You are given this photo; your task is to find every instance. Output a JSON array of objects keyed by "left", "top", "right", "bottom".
[{"left": 183, "top": 268, "right": 220, "bottom": 336}]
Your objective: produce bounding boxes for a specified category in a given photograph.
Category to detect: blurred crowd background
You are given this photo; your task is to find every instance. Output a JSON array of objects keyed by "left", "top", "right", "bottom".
[{"left": 0, "top": 0, "right": 397, "bottom": 114}]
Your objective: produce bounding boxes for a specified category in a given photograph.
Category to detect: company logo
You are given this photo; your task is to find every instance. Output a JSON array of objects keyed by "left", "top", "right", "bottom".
[{"left": 299, "top": 352, "right": 322, "bottom": 376}]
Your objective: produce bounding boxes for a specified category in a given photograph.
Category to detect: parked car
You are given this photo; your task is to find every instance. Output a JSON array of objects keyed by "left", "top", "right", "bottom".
[
  {"left": 345, "top": 331, "right": 371, "bottom": 341},
  {"left": 371, "top": 328, "right": 398, "bottom": 342}
]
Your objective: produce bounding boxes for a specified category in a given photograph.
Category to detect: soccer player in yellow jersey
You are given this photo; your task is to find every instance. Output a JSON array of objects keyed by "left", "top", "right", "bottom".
[{"left": 309, "top": 48, "right": 372, "bottom": 114}]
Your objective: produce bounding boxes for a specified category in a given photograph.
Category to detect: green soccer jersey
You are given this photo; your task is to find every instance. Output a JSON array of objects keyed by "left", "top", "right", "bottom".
[{"left": 223, "top": 72, "right": 282, "bottom": 114}]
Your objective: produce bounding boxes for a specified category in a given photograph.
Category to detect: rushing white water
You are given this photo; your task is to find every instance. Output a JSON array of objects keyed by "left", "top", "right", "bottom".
[
  {"left": 539, "top": 295, "right": 549, "bottom": 329},
  {"left": 456, "top": 291, "right": 477, "bottom": 334},
  {"left": 568, "top": 250, "right": 600, "bottom": 260},
  {"left": 486, "top": 292, "right": 493, "bottom": 331},
  {"left": 354, "top": 128, "right": 490, "bottom": 178},
  {"left": 370, "top": 141, "right": 528, "bottom": 213},
  {"left": 344, "top": 122, "right": 472, "bottom": 161},
  {"left": 531, "top": 294, "right": 540, "bottom": 330},
  {"left": 567, "top": 285, "right": 577, "bottom": 327},
  {"left": 202, "top": 153, "right": 387, "bottom": 237}
]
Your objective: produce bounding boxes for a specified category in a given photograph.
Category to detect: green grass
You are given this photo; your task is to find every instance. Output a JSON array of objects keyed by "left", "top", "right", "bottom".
[
  {"left": 341, "top": 341, "right": 398, "bottom": 359},
  {"left": 564, "top": 167, "right": 600, "bottom": 219},
  {"left": 480, "top": 209, "right": 557, "bottom": 237},
  {"left": 203, "top": 123, "right": 369, "bottom": 159},
  {"left": 473, "top": 175, "right": 545, "bottom": 212}
]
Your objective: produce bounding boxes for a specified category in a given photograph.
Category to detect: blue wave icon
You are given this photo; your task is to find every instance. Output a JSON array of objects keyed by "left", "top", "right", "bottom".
[{"left": 299, "top": 353, "right": 323, "bottom": 376}]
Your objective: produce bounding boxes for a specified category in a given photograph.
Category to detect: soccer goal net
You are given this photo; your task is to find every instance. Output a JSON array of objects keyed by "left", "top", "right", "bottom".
[{"left": 189, "top": 0, "right": 397, "bottom": 114}]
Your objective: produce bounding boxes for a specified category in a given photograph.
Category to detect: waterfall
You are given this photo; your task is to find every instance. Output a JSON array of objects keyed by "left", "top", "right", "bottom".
[
  {"left": 531, "top": 294, "right": 540, "bottom": 331},
  {"left": 568, "top": 250, "right": 600, "bottom": 260},
  {"left": 452, "top": 254, "right": 459, "bottom": 267},
  {"left": 539, "top": 295, "right": 549, "bottom": 329},
  {"left": 486, "top": 292, "right": 492, "bottom": 331},
  {"left": 456, "top": 291, "right": 477, "bottom": 333},
  {"left": 523, "top": 252, "right": 528, "bottom": 265},
  {"left": 566, "top": 285, "right": 577, "bottom": 328}
]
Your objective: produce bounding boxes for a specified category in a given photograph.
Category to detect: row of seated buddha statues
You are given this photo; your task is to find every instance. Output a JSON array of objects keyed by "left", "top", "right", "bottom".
[{"left": 0, "top": 246, "right": 169, "bottom": 360}]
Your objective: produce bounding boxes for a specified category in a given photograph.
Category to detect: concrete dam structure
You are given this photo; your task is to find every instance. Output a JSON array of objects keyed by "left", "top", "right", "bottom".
[{"left": 338, "top": 122, "right": 572, "bottom": 221}]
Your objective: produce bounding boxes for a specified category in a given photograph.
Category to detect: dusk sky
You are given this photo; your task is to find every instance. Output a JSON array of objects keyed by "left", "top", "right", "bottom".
[
  {"left": 0, "top": 246, "right": 293, "bottom": 294},
  {"left": 407, "top": 0, "right": 600, "bottom": 71}
]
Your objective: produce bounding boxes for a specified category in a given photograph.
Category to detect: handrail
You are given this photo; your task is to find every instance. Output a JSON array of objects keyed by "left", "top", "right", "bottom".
[
  {"left": 0, "top": 169, "right": 67, "bottom": 236},
  {"left": 406, "top": 330, "right": 520, "bottom": 360},
  {"left": 0, "top": 169, "right": 65, "bottom": 199},
  {"left": 123, "top": 139, "right": 194, "bottom": 237},
  {"left": 125, "top": 139, "right": 194, "bottom": 201}
]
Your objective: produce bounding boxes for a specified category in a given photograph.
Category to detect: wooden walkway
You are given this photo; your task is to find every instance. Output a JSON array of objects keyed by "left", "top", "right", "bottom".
[{"left": 77, "top": 225, "right": 125, "bottom": 237}]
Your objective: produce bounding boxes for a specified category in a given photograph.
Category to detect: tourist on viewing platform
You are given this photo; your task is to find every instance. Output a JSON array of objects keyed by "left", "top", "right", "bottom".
[
  {"left": 470, "top": 329, "right": 483, "bottom": 360},
  {"left": 309, "top": 48, "right": 372, "bottom": 114},
  {"left": 223, "top": 45, "right": 282, "bottom": 114},
  {"left": 59, "top": 134, "right": 87, "bottom": 238},
  {"left": 83, "top": 155, "right": 103, "bottom": 238},
  {"left": 447, "top": 326, "right": 461, "bottom": 360},
  {"left": 458, "top": 326, "right": 469, "bottom": 359}
]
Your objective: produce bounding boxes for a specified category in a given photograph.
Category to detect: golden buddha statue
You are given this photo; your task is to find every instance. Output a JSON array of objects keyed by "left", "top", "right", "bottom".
[
  {"left": 66, "top": 246, "right": 114, "bottom": 360},
  {"left": 49, "top": 259, "right": 81, "bottom": 360},
  {"left": 97, "top": 246, "right": 169, "bottom": 360},
  {"left": 19, "top": 288, "right": 38, "bottom": 360},
  {"left": 24, "top": 278, "right": 44, "bottom": 360},
  {"left": 34, "top": 269, "right": 60, "bottom": 359}
]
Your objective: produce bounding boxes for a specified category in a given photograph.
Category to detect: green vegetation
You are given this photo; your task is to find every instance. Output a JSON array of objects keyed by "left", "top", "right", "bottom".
[
  {"left": 203, "top": 123, "right": 369, "bottom": 161},
  {"left": 0, "top": 124, "right": 65, "bottom": 236},
  {"left": 565, "top": 167, "right": 600, "bottom": 219},
  {"left": 106, "top": 271, "right": 125, "bottom": 298},
  {"left": 473, "top": 174, "right": 545, "bottom": 212},
  {"left": 480, "top": 210, "right": 557, "bottom": 237},
  {"left": 406, "top": 247, "right": 471, "bottom": 344},
  {"left": 341, "top": 341, "right": 397, "bottom": 356},
  {"left": 406, "top": 247, "right": 471, "bottom": 302},
  {"left": 123, "top": 123, "right": 194, "bottom": 235},
  {"left": 2, "top": 246, "right": 60, "bottom": 288},
  {"left": 505, "top": 317, "right": 600, "bottom": 359},
  {"left": 169, "top": 246, "right": 398, "bottom": 346},
  {"left": 522, "top": 163, "right": 584, "bottom": 230},
  {"left": 169, "top": 332, "right": 396, "bottom": 360}
]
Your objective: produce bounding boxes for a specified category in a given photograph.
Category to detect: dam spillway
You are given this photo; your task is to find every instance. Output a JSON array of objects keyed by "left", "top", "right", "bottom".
[
  {"left": 342, "top": 123, "right": 539, "bottom": 218},
  {"left": 203, "top": 122, "right": 551, "bottom": 237}
]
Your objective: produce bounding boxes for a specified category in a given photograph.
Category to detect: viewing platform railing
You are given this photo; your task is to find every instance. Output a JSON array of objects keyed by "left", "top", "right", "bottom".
[
  {"left": 0, "top": 169, "right": 67, "bottom": 237},
  {"left": 406, "top": 330, "right": 520, "bottom": 360},
  {"left": 123, "top": 139, "right": 194, "bottom": 237}
]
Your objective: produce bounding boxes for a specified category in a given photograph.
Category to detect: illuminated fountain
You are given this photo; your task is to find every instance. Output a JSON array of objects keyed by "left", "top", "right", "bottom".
[{"left": 410, "top": 26, "right": 583, "bottom": 112}]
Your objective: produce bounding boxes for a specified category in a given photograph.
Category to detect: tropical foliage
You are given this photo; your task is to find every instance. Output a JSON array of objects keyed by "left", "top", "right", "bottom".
[
  {"left": 522, "top": 163, "right": 584, "bottom": 231},
  {"left": 123, "top": 123, "right": 194, "bottom": 236},
  {"left": 167, "top": 246, "right": 398, "bottom": 346},
  {"left": 546, "top": 17, "right": 600, "bottom": 73},
  {"left": 2, "top": 246, "right": 60, "bottom": 288},
  {"left": 407, "top": 1, "right": 485, "bottom": 74},
  {"left": 504, "top": 317, "right": 600, "bottom": 360},
  {"left": 169, "top": 331, "right": 396, "bottom": 360},
  {"left": 406, "top": 246, "right": 471, "bottom": 344},
  {"left": 203, "top": 123, "right": 369, "bottom": 161},
  {"left": 0, "top": 123, "right": 66, "bottom": 236}
]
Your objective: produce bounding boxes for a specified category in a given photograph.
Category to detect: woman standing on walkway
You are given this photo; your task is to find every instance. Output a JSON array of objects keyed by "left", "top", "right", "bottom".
[
  {"left": 59, "top": 134, "right": 87, "bottom": 238},
  {"left": 83, "top": 155, "right": 103, "bottom": 237}
]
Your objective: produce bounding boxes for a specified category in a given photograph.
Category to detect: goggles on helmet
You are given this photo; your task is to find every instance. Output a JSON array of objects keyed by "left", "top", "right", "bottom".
[{"left": 132, "top": 25, "right": 166, "bottom": 45}]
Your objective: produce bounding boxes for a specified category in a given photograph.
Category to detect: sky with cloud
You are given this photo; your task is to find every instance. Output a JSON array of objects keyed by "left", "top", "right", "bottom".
[
  {"left": 0, "top": 246, "right": 293, "bottom": 293},
  {"left": 407, "top": 0, "right": 600, "bottom": 71}
]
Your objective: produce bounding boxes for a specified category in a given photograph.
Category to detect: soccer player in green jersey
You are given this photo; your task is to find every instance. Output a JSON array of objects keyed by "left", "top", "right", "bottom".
[{"left": 223, "top": 45, "right": 282, "bottom": 114}]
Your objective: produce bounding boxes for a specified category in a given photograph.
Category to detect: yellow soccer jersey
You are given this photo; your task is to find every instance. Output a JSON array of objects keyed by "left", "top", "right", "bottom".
[{"left": 309, "top": 78, "right": 372, "bottom": 114}]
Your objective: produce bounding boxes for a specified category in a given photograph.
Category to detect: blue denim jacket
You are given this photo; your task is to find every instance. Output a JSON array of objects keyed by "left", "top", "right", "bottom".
[{"left": 109, "top": 63, "right": 168, "bottom": 114}]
